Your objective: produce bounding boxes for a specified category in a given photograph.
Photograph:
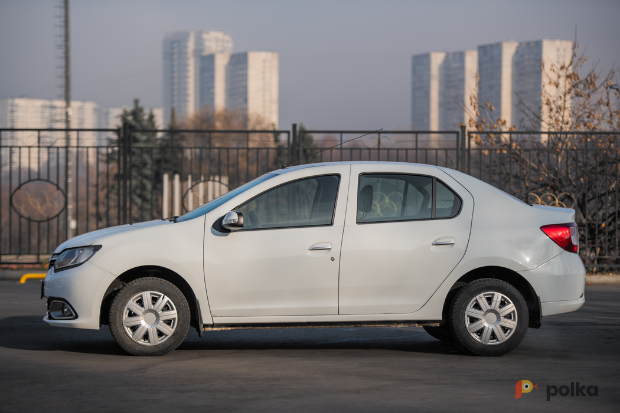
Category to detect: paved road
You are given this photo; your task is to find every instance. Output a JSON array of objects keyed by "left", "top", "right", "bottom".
[{"left": 0, "top": 282, "right": 618, "bottom": 412}]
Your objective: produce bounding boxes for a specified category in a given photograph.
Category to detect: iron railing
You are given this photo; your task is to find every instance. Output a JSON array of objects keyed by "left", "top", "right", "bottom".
[{"left": 1, "top": 126, "right": 617, "bottom": 268}]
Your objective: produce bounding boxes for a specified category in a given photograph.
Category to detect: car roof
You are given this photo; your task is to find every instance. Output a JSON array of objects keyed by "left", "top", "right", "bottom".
[{"left": 272, "top": 161, "right": 444, "bottom": 175}]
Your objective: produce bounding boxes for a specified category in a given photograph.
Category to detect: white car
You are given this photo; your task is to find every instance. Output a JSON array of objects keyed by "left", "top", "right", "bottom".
[{"left": 43, "top": 162, "right": 585, "bottom": 356}]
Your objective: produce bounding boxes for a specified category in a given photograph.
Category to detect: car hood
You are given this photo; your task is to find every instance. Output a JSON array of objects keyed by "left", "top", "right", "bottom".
[{"left": 53, "top": 220, "right": 171, "bottom": 254}]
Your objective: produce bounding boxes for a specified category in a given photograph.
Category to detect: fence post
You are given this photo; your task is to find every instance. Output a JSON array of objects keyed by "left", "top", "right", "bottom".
[
  {"left": 460, "top": 125, "right": 467, "bottom": 173},
  {"left": 120, "top": 123, "right": 129, "bottom": 224},
  {"left": 162, "top": 173, "right": 169, "bottom": 219},
  {"left": 292, "top": 123, "right": 298, "bottom": 164},
  {"left": 173, "top": 174, "right": 180, "bottom": 217},
  {"left": 467, "top": 130, "right": 471, "bottom": 174},
  {"left": 287, "top": 130, "right": 291, "bottom": 165},
  {"left": 456, "top": 131, "right": 461, "bottom": 172},
  {"left": 127, "top": 125, "right": 133, "bottom": 225},
  {"left": 116, "top": 127, "right": 122, "bottom": 225}
]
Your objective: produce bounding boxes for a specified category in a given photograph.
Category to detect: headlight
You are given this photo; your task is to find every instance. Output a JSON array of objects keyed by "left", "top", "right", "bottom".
[{"left": 53, "top": 246, "right": 101, "bottom": 272}]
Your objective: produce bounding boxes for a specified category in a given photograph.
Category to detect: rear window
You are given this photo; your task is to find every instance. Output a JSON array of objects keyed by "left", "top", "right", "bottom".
[
  {"left": 436, "top": 181, "right": 462, "bottom": 218},
  {"left": 357, "top": 174, "right": 461, "bottom": 223}
]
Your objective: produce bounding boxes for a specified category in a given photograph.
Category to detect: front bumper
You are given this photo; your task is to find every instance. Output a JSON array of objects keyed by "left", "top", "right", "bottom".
[
  {"left": 42, "top": 261, "right": 116, "bottom": 330},
  {"left": 542, "top": 296, "right": 585, "bottom": 316}
]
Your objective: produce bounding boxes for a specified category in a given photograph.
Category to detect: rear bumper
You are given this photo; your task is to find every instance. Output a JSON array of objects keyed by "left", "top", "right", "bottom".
[{"left": 520, "top": 251, "right": 586, "bottom": 304}]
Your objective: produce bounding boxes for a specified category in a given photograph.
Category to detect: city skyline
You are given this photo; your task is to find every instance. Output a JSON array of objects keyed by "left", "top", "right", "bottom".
[
  {"left": 0, "top": 97, "right": 164, "bottom": 145},
  {"left": 1, "top": 1, "right": 618, "bottom": 130},
  {"left": 165, "top": 30, "right": 279, "bottom": 127},
  {"left": 412, "top": 39, "right": 573, "bottom": 132}
]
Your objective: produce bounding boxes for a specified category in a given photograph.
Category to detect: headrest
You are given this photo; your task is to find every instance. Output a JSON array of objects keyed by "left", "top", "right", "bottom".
[{"left": 359, "top": 185, "right": 374, "bottom": 213}]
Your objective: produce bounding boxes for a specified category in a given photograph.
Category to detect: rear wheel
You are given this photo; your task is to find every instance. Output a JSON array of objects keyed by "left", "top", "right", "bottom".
[
  {"left": 109, "top": 277, "right": 190, "bottom": 356},
  {"left": 450, "top": 279, "right": 528, "bottom": 356}
]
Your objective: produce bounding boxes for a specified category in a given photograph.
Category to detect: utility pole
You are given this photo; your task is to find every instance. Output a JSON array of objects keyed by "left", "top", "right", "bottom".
[
  {"left": 64, "top": 0, "right": 75, "bottom": 238},
  {"left": 64, "top": 0, "right": 71, "bottom": 134},
  {"left": 56, "top": 0, "right": 74, "bottom": 237}
]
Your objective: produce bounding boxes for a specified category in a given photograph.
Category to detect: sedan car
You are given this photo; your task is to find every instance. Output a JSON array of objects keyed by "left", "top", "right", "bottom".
[{"left": 43, "top": 161, "right": 585, "bottom": 356}]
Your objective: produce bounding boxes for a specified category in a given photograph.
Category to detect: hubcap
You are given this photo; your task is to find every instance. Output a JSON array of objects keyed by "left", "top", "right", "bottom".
[
  {"left": 122, "top": 291, "right": 178, "bottom": 346},
  {"left": 464, "top": 292, "right": 518, "bottom": 345}
]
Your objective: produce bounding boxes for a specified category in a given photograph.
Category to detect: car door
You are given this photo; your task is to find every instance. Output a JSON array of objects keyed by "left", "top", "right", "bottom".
[
  {"left": 339, "top": 164, "right": 473, "bottom": 314},
  {"left": 204, "top": 165, "right": 350, "bottom": 317}
]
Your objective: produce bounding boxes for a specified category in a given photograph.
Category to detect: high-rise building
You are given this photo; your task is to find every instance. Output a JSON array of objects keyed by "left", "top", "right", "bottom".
[
  {"left": 226, "top": 52, "right": 279, "bottom": 127},
  {"left": 0, "top": 98, "right": 163, "bottom": 146},
  {"left": 477, "top": 41, "right": 518, "bottom": 127},
  {"left": 162, "top": 31, "right": 233, "bottom": 123},
  {"left": 411, "top": 52, "right": 445, "bottom": 131},
  {"left": 511, "top": 40, "right": 572, "bottom": 128},
  {"left": 412, "top": 51, "right": 477, "bottom": 131},
  {"left": 412, "top": 39, "right": 572, "bottom": 132},
  {"left": 0, "top": 98, "right": 99, "bottom": 145},
  {"left": 199, "top": 52, "right": 231, "bottom": 112},
  {"left": 439, "top": 51, "right": 478, "bottom": 130}
]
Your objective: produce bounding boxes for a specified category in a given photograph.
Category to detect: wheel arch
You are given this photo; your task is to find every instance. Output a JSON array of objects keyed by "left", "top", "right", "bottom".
[
  {"left": 442, "top": 266, "right": 542, "bottom": 329},
  {"left": 99, "top": 265, "right": 200, "bottom": 329}
]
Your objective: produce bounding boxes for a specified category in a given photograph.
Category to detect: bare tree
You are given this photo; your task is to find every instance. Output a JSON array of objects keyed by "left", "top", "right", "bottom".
[{"left": 160, "top": 106, "right": 285, "bottom": 195}]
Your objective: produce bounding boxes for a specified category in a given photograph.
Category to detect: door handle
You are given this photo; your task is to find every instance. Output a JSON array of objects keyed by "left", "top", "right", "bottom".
[
  {"left": 309, "top": 242, "right": 332, "bottom": 251},
  {"left": 432, "top": 237, "right": 455, "bottom": 246}
]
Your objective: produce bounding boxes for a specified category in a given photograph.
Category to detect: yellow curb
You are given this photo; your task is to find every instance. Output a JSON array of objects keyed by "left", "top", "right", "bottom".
[{"left": 19, "top": 273, "right": 46, "bottom": 284}]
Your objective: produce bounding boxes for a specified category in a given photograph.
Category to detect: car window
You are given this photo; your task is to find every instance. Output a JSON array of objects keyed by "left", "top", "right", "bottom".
[
  {"left": 357, "top": 175, "right": 432, "bottom": 223},
  {"left": 357, "top": 174, "right": 460, "bottom": 223},
  {"left": 236, "top": 175, "right": 340, "bottom": 230},
  {"left": 436, "top": 180, "right": 462, "bottom": 218}
]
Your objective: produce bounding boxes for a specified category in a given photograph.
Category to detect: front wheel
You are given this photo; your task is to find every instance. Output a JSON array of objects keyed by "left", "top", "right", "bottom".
[
  {"left": 109, "top": 277, "right": 190, "bottom": 356},
  {"left": 450, "top": 279, "right": 528, "bottom": 356}
]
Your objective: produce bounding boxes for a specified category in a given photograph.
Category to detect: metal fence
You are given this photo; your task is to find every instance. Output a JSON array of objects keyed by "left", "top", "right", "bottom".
[
  {"left": 297, "top": 128, "right": 462, "bottom": 169},
  {"left": 1, "top": 126, "right": 617, "bottom": 268}
]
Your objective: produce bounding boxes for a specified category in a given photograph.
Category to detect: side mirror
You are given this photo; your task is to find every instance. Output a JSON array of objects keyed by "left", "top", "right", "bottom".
[{"left": 222, "top": 210, "right": 244, "bottom": 231}]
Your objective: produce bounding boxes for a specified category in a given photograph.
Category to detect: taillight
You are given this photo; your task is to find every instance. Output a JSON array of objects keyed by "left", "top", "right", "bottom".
[{"left": 540, "top": 223, "right": 578, "bottom": 253}]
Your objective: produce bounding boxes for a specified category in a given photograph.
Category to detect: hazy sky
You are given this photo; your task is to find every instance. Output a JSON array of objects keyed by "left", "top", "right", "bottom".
[{"left": 1, "top": 0, "right": 618, "bottom": 130}]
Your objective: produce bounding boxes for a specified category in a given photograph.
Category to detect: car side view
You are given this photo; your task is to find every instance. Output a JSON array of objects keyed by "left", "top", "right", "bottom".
[{"left": 42, "top": 161, "right": 585, "bottom": 356}]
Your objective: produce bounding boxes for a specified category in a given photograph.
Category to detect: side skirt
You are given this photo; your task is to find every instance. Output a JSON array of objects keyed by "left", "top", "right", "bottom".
[{"left": 203, "top": 320, "right": 441, "bottom": 331}]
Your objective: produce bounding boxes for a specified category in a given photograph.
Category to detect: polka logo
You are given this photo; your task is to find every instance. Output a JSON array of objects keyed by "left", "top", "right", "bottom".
[{"left": 516, "top": 380, "right": 538, "bottom": 399}]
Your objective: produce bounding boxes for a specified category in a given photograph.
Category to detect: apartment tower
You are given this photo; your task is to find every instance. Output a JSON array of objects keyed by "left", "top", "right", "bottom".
[
  {"left": 199, "top": 53, "right": 231, "bottom": 112},
  {"left": 411, "top": 51, "right": 478, "bottom": 131},
  {"left": 225, "top": 52, "right": 279, "bottom": 127},
  {"left": 162, "top": 31, "right": 233, "bottom": 123}
]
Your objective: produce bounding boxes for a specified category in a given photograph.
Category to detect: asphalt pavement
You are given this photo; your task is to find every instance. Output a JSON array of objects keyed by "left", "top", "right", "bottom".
[{"left": 0, "top": 281, "right": 618, "bottom": 412}]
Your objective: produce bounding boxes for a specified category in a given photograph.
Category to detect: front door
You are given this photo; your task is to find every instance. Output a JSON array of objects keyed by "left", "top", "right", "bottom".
[
  {"left": 204, "top": 166, "right": 350, "bottom": 317},
  {"left": 339, "top": 164, "right": 473, "bottom": 314}
]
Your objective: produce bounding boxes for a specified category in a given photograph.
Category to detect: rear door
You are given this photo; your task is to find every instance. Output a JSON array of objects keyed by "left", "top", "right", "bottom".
[{"left": 339, "top": 164, "right": 473, "bottom": 314}]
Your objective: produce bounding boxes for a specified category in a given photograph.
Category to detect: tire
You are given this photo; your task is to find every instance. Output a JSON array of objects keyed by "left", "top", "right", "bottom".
[
  {"left": 423, "top": 323, "right": 455, "bottom": 342},
  {"left": 109, "top": 277, "right": 190, "bottom": 356},
  {"left": 449, "top": 279, "right": 528, "bottom": 356}
]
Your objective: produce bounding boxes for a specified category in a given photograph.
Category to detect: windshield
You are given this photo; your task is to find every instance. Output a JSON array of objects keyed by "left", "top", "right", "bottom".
[{"left": 176, "top": 173, "right": 277, "bottom": 222}]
